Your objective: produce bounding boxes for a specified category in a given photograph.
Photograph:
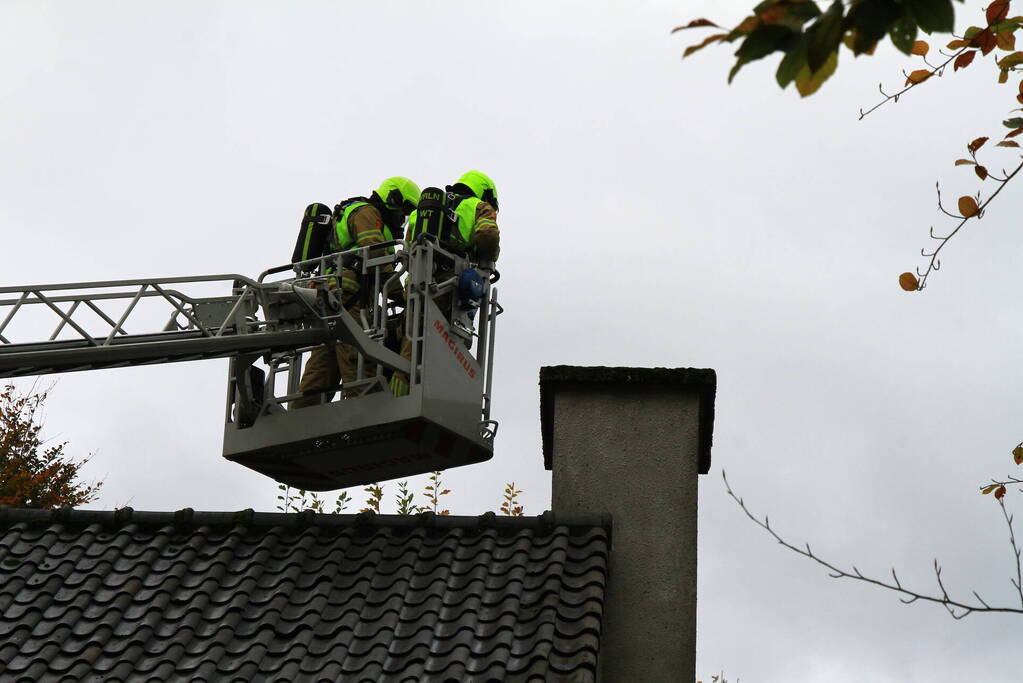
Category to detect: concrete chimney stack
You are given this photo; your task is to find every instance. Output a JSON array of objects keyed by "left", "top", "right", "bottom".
[{"left": 540, "top": 366, "right": 715, "bottom": 682}]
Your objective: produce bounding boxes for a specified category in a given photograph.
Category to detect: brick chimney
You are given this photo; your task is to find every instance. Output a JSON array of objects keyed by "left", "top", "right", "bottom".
[{"left": 539, "top": 366, "right": 715, "bottom": 682}]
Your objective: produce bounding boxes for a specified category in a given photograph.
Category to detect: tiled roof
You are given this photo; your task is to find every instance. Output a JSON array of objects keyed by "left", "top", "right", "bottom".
[{"left": 0, "top": 507, "right": 609, "bottom": 682}]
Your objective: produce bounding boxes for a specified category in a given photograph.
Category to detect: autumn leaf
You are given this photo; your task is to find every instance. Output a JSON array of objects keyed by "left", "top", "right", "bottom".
[
  {"left": 996, "top": 30, "right": 1017, "bottom": 51},
  {"left": 987, "top": 0, "right": 1011, "bottom": 26},
  {"left": 1000, "top": 68, "right": 1011, "bottom": 83},
  {"left": 997, "top": 139, "right": 1021, "bottom": 146},
  {"left": 998, "top": 51, "right": 1023, "bottom": 68},
  {"left": 954, "top": 50, "right": 977, "bottom": 70},
  {"left": 983, "top": 483, "right": 1001, "bottom": 494},
  {"left": 976, "top": 165, "right": 989, "bottom": 180},
  {"left": 733, "top": 15, "right": 760, "bottom": 36},
  {"left": 958, "top": 195, "right": 980, "bottom": 217},
  {"left": 996, "top": 485, "right": 1008, "bottom": 500},
  {"left": 899, "top": 272, "right": 920, "bottom": 291},
  {"left": 1006, "top": 125, "right": 1023, "bottom": 137},
  {"left": 969, "top": 136, "right": 989, "bottom": 152},
  {"left": 974, "top": 28, "right": 998, "bottom": 55},
  {"left": 954, "top": 158, "right": 976, "bottom": 165},
  {"left": 1013, "top": 445, "right": 1023, "bottom": 464},
  {"left": 947, "top": 38, "right": 972, "bottom": 49},
  {"left": 684, "top": 33, "right": 728, "bottom": 57},
  {"left": 905, "top": 68, "right": 932, "bottom": 85},
  {"left": 911, "top": 40, "right": 930, "bottom": 55},
  {"left": 672, "top": 18, "right": 720, "bottom": 32}
]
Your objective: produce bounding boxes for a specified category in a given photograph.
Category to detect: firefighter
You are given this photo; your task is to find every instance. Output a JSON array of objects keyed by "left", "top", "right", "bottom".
[
  {"left": 389, "top": 170, "right": 500, "bottom": 397},
  {"left": 291, "top": 176, "right": 420, "bottom": 409}
]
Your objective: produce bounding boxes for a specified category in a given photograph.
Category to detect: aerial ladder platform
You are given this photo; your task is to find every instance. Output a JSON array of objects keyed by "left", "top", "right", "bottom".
[{"left": 0, "top": 239, "right": 501, "bottom": 491}]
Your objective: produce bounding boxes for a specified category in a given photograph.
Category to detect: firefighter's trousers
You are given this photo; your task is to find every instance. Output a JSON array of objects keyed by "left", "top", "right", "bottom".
[{"left": 290, "top": 305, "right": 361, "bottom": 409}]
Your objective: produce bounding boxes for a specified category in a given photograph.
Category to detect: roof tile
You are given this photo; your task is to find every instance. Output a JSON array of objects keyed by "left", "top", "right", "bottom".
[{"left": 0, "top": 508, "right": 608, "bottom": 681}]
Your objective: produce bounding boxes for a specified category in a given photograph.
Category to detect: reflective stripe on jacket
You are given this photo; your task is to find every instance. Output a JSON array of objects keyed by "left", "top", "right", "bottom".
[
  {"left": 335, "top": 201, "right": 394, "bottom": 250},
  {"left": 333, "top": 202, "right": 394, "bottom": 293}
]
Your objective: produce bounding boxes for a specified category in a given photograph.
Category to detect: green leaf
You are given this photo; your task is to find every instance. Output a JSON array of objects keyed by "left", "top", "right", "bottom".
[
  {"left": 889, "top": 14, "right": 919, "bottom": 53},
  {"left": 729, "top": 24, "right": 797, "bottom": 82},
  {"left": 788, "top": 2, "right": 824, "bottom": 23},
  {"left": 777, "top": 34, "right": 809, "bottom": 88},
  {"left": 796, "top": 47, "right": 839, "bottom": 96},
  {"left": 808, "top": 1, "right": 844, "bottom": 72},
  {"left": 764, "top": 1, "right": 825, "bottom": 30},
  {"left": 902, "top": 0, "right": 955, "bottom": 34},
  {"left": 847, "top": 0, "right": 904, "bottom": 54},
  {"left": 735, "top": 24, "right": 797, "bottom": 61},
  {"left": 991, "top": 18, "right": 1023, "bottom": 33},
  {"left": 1004, "top": 116, "right": 1023, "bottom": 128}
]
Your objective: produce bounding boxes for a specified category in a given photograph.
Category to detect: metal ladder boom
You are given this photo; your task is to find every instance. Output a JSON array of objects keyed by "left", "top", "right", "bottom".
[{"left": 0, "top": 274, "right": 334, "bottom": 378}]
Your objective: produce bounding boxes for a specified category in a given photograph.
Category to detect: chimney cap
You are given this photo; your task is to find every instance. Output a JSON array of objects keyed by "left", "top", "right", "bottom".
[{"left": 539, "top": 365, "right": 716, "bottom": 474}]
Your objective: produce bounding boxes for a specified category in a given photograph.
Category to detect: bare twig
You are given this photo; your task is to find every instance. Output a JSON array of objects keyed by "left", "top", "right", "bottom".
[
  {"left": 723, "top": 469, "right": 1023, "bottom": 618},
  {"left": 858, "top": 46, "right": 968, "bottom": 120},
  {"left": 998, "top": 498, "right": 1023, "bottom": 608},
  {"left": 916, "top": 158, "right": 1023, "bottom": 289},
  {"left": 980, "top": 474, "right": 1023, "bottom": 490}
]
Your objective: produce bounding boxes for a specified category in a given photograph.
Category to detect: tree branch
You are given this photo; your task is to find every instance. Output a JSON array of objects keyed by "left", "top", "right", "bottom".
[
  {"left": 916, "top": 157, "right": 1023, "bottom": 289},
  {"left": 723, "top": 469, "right": 1023, "bottom": 618}
]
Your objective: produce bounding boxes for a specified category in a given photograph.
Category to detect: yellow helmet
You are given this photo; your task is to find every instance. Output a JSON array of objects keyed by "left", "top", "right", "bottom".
[
  {"left": 374, "top": 176, "right": 421, "bottom": 215},
  {"left": 452, "top": 170, "right": 498, "bottom": 211}
]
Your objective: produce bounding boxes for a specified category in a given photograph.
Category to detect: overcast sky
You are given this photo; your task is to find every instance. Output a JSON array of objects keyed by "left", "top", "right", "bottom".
[{"left": 3, "top": 1, "right": 1023, "bottom": 680}]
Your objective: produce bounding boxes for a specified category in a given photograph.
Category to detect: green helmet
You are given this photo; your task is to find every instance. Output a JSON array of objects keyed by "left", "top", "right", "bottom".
[
  {"left": 452, "top": 170, "right": 499, "bottom": 211},
  {"left": 374, "top": 176, "right": 421, "bottom": 215}
]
